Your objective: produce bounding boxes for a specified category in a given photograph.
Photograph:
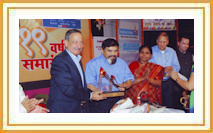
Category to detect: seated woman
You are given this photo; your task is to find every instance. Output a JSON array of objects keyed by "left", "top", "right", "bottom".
[
  {"left": 170, "top": 66, "right": 194, "bottom": 113},
  {"left": 125, "top": 45, "right": 164, "bottom": 105}
]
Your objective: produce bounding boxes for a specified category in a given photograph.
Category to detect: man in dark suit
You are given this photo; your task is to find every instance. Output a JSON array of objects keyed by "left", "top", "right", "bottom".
[
  {"left": 173, "top": 35, "right": 193, "bottom": 112},
  {"left": 47, "top": 29, "right": 106, "bottom": 113}
]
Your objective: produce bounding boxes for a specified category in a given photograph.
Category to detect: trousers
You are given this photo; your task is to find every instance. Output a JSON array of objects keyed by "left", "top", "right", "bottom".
[
  {"left": 162, "top": 78, "right": 175, "bottom": 108},
  {"left": 89, "top": 96, "right": 121, "bottom": 113}
]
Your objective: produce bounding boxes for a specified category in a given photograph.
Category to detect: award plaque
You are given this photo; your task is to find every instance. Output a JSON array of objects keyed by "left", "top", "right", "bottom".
[
  {"left": 101, "top": 91, "right": 124, "bottom": 97},
  {"left": 98, "top": 67, "right": 124, "bottom": 97}
]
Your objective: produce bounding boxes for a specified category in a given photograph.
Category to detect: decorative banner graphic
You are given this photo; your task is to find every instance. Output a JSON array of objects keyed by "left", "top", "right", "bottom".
[
  {"left": 91, "top": 19, "right": 104, "bottom": 36},
  {"left": 118, "top": 19, "right": 142, "bottom": 65},
  {"left": 118, "top": 21, "right": 139, "bottom": 41},
  {"left": 119, "top": 42, "right": 141, "bottom": 65},
  {"left": 93, "top": 36, "right": 116, "bottom": 58},
  {"left": 143, "top": 19, "right": 176, "bottom": 31},
  {"left": 19, "top": 19, "right": 89, "bottom": 83},
  {"left": 19, "top": 27, "right": 48, "bottom": 58},
  {"left": 123, "top": 43, "right": 140, "bottom": 51},
  {"left": 43, "top": 19, "right": 81, "bottom": 29},
  {"left": 19, "top": 26, "right": 65, "bottom": 71}
]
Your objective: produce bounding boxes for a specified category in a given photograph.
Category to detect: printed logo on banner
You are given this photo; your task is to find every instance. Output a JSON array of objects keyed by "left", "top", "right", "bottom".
[
  {"left": 118, "top": 20, "right": 141, "bottom": 65},
  {"left": 19, "top": 26, "right": 66, "bottom": 71},
  {"left": 123, "top": 43, "right": 140, "bottom": 51},
  {"left": 118, "top": 21, "right": 139, "bottom": 41},
  {"left": 119, "top": 29, "right": 138, "bottom": 36},
  {"left": 42, "top": 19, "right": 81, "bottom": 29}
]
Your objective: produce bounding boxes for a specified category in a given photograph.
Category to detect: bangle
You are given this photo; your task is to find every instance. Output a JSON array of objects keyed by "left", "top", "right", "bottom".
[{"left": 175, "top": 77, "right": 179, "bottom": 82}]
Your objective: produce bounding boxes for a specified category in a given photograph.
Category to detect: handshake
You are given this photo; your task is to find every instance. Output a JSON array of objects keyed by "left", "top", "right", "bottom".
[{"left": 164, "top": 66, "right": 174, "bottom": 77}]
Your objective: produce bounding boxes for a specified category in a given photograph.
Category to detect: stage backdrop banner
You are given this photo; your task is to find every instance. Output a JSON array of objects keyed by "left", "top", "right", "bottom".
[
  {"left": 93, "top": 36, "right": 116, "bottom": 58},
  {"left": 19, "top": 19, "right": 90, "bottom": 83},
  {"left": 103, "top": 19, "right": 116, "bottom": 37},
  {"left": 143, "top": 19, "right": 176, "bottom": 31},
  {"left": 118, "top": 19, "right": 142, "bottom": 65}
]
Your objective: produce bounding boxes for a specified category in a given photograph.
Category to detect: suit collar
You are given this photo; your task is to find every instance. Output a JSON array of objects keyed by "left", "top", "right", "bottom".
[
  {"left": 65, "top": 49, "right": 82, "bottom": 62},
  {"left": 63, "top": 50, "right": 86, "bottom": 89}
]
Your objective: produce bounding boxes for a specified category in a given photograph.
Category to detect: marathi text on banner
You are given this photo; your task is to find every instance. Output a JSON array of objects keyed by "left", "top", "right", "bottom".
[
  {"left": 20, "top": 55, "right": 54, "bottom": 71},
  {"left": 143, "top": 19, "right": 176, "bottom": 31}
]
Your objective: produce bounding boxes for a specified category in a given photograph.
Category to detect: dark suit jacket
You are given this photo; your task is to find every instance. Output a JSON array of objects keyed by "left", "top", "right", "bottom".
[{"left": 47, "top": 50, "right": 90, "bottom": 113}]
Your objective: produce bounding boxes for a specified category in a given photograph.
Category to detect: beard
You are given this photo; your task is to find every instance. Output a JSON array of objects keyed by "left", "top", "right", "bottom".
[{"left": 107, "top": 55, "right": 117, "bottom": 64}]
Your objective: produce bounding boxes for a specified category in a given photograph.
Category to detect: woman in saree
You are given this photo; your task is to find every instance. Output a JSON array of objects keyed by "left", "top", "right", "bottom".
[{"left": 125, "top": 45, "right": 164, "bottom": 105}]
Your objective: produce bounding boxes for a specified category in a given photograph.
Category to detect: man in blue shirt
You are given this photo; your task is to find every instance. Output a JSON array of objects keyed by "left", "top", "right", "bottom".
[
  {"left": 85, "top": 38, "right": 134, "bottom": 113},
  {"left": 149, "top": 32, "right": 180, "bottom": 108}
]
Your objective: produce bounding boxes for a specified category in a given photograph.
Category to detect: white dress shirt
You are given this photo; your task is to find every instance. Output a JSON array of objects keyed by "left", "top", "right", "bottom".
[{"left": 65, "top": 49, "right": 84, "bottom": 87}]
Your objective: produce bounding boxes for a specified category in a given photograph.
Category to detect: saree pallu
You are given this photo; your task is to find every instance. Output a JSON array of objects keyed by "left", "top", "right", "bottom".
[{"left": 126, "top": 62, "right": 164, "bottom": 104}]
